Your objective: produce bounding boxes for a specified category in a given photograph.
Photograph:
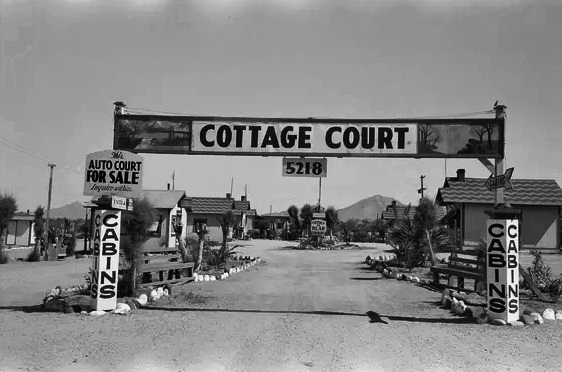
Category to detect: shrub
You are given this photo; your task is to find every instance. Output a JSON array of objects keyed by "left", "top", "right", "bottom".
[
  {"left": 65, "top": 232, "right": 76, "bottom": 257},
  {"left": 526, "top": 251, "right": 552, "bottom": 290},
  {"left": 26, "top": 249, "right": 42, "bottom": 262}
]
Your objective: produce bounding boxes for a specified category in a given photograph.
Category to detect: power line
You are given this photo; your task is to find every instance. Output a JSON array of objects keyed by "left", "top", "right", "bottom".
[
  {"left": 0, "top": 136, "right": 82, "bottom": 174},
  {"left": 124, "top": 105, "right": 495, "bottom": 119}
]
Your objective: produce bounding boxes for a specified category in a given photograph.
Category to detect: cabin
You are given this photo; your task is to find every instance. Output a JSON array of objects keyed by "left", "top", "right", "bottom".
[
  {"left": 3, "top": 211, "right": 35, "bottom": 247},
  {"left": 85, "top": 189, "right": 188, "bottom": 252},
  {"left": 182, "top": 193, "right": 255, "bottom": 242},
  {"left": 436, "top": 169, "right": 562, "bottom": 252},
  {"left": 259, "top": 211, "right": 291, "bottom": 240}
]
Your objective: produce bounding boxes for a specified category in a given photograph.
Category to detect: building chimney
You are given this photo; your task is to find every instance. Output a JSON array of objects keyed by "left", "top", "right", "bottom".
[
  {"left": 167, "top": 183, "right": 171, "bottom": 190},
  {"left": 241, "top": 195, "right": 246, "bottom": 201},
  {"left": 457, "top": 169, "right": 466, "bottom": 183},
  {"left": 27, "top": 209, "right": 30, "bottom": 214},
  {"left": 226, "top": 193, "right": 231, "bottom": 199},
  {"left": 391, "top": 200, "right": 396, "bottom": 207}
]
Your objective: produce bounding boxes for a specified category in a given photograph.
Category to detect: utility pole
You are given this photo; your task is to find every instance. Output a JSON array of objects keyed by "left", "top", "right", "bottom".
[
  {"left": 172, "top": 170, "right": 175, "bottom": 190},
  {"left": 44, "top": 163, "right": 56, "bottom": 259},
  {"left": 418, "top": 175, "right": 426, "bottom": 200}
]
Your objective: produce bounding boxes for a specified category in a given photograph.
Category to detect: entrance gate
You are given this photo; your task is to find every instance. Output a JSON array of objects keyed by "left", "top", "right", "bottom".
[{"left": 108, "top": 101, "right": 517, "bottom": 323}]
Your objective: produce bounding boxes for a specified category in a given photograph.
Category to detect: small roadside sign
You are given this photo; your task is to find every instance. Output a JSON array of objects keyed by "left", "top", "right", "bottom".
[
  {"left": 311, "top": 219, "right": 326, "bottom": 236},
  {"left": 485, "top": 167, "right": 514, "bottom": 191},
  {"left": 313, "top": 212, "right": 325, "bottom": 219},
  {"left": 111, "top": 196, "right": 133, "bottom": 211}
]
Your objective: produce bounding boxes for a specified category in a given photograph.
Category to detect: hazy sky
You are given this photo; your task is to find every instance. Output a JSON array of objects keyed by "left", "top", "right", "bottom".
[{"left": 1, "top": 0, "right": 561, "bottom": 214}]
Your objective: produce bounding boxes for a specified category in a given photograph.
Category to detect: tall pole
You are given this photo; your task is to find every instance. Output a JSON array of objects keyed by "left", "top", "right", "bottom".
[
  {"left": 230, "top": 177, "right": 233, "bottom": 196},
  {"left": 418, "top": 175, "right": 426, "bottom": 201},
  {"left": 317, "top": 177, "right": 322, "bottom": 212},
  {"left": 45, "top": 163, "right": 56, "bottom": 258},
  {"left": 172, "top": 170, "right": 175, "bottom": 190}
]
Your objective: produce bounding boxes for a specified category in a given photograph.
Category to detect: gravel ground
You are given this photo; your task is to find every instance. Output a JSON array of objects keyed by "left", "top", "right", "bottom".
[{"left": 1, "top": 240, "right": 562, "bottom": 372}]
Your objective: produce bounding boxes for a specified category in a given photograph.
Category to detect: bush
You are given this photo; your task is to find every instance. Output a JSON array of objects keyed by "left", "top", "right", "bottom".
[
  {"left": 26, "top": 249, "right": 42, "bottom": 262},
  {"left": 526, "top": 251, "right": 552, "bottom": 290},
  {"left": 65, "top": 233, "right": 76, "bottom": 257},
  {"left": 525, "top": 251, "right": 562, "bottom": 301}
]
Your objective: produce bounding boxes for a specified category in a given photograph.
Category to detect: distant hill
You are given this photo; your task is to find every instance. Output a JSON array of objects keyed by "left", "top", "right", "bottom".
[
  {"left": 337, "top": 195, "right": 403, "bottom": 222},
  {"left": 49, "top": 201, "right": 87, "bottom": 220}
]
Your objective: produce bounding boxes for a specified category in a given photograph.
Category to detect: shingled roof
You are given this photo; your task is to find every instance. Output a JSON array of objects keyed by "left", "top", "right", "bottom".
[
  {"left": 381, "top": 205, "right": 446, "bottom": 220},
  {"left": 142, "top": 190, "right": 187, "bottom": 209},
  {"left": 436, "top": 177, "right": 562, "bottom": 206},
  {"left": 183, "top": 197, "right": 235, "bottom": 214}
]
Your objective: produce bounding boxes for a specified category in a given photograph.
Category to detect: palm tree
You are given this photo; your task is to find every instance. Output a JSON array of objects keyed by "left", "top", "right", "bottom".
[
  {"left": 325, "top": 206, "right": 338, "bottom": 240},
  {"left": 0, "top": 194, "right": 18, "bottom": 264}
]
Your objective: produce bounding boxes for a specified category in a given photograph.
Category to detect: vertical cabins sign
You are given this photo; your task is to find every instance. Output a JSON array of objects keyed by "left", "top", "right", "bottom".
[
  {"left": 90, "top": 210, "right": 121, "bottom": 311},
  {"left": 486, "top": 219, "right": 519, "bottom": 323},
  {"left": 84, "top": 150, "right": 144, "bottom": 198},
  {"left": 113, "top": 115, "right": 504, "bottom": 159}
]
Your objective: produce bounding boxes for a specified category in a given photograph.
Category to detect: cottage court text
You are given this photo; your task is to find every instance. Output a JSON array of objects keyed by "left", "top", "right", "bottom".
[{"left": 193, "top": 123, "right": 417, "bottom": 154}]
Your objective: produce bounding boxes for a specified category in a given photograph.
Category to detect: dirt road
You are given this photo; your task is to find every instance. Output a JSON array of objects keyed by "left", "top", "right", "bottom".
[{"left": 1, "top": 240, "right": 562, "bottom": 372}]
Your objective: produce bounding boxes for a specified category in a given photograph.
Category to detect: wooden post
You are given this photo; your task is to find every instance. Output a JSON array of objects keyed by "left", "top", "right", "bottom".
[{"left": 494, "top": 104, "right": 507, "bottom": 207}]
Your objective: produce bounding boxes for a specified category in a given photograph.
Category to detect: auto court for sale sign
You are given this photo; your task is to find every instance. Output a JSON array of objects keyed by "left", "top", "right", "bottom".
[
  {"left": 83, "top": 149, "right": 143, "bottom": 311},
  {"left": 83, "top": 150, "right": 144, "bottom": 199}
]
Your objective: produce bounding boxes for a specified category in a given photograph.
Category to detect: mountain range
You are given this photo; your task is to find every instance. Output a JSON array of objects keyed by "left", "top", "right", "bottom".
[
  {"left": 46, "top": 194, "right": 402, "bottom": 221},
  {"left": 49, "top": 201, "right": 88, "bottom": 220},
  {"left": 336, "top": 194, "right": 402, "bottom": 222}
]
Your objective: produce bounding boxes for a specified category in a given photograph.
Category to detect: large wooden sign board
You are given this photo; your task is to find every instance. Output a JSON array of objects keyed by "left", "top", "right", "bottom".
[{"left": 114, "top": 114, "right": 504, "bottom": 159}]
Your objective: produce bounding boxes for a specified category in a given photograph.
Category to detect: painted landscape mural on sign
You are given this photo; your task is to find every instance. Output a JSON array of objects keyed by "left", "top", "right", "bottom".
[
  {"left": 417, "top": 122, "right": 503, "bottom": 157},
  {"left": 115, "top": 116, "right": 192, "bottom": 152}
]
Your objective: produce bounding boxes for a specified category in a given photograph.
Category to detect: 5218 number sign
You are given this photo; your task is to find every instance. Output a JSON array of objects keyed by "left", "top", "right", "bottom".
[{"left": 282, "top": 158, "right": 327, "bottom": 178}]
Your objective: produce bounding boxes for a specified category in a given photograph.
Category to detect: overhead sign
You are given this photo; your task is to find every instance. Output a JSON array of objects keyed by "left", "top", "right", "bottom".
[
  {"left": 111, "top": 196, "right": 133, "bottom": 211},
  {"left": 91, "top": 210, "right": 121, "bottom": 311},
  {"left": 311, "top": 219, "right": 327, "bottom": 236},
  {"left": 282, "top": 158, "right": 327, "bottom": 177},
  {"left": 83, "top": 150, "right": 144, "bottom": 199},
  {"left": 114, "top": 114, "right": 504, "bottom": 159},
  {"left": 485, "top": 167, "right": 514, "bottom": 191},
  {"left": 486, "top": 219, "right": 519, "bottom": 323}
]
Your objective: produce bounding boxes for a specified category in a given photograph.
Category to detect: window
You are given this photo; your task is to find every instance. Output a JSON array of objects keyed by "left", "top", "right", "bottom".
[
  {"left": 193, "top": 218, "right": 208, "bottom": 233},
  {"left": 275, "top": 222, "right": 285, "bottom": 230},
  {"left": 148, "top": 214, "right": 163, "bottom": 236}
]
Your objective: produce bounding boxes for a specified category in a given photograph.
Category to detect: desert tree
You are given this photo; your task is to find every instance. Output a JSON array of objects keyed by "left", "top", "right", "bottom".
[
  {"left": 299, "top": 204, "right": 314, "bottom": 237},
  {"left": 172, "top": 218, "right": 189, "bottom": 263},
  {"left": 193, "top": 221, "right": 208, "bottom": 272},
  {"left": 31, "top": 206, "right": 45, "bottom": 261},
  {"left": 0, "top": 194, "right": 18, "bottom": 264},
  {"left": 325, "top": 206, "right": 338, "bottom": 240},
  {"left": 413, "top": 197, "right": 440, "bottom": 266},
  {"left": 216, "top": 210, "right": 236, "bottom": 263},
  {"left": 287, "top": 205, "right": 301, "bottom": 237},
  {"left": 121, "top": 197, "right": 156, "bottom": 295}
]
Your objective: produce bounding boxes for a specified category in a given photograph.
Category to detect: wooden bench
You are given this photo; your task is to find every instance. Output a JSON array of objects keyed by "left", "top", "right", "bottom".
[
  {"left": 120, "top": 246, "right": 194, "bottom": 287},
  {"left": 430, "top": 250, "right": 486, "bottom": 293}
]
